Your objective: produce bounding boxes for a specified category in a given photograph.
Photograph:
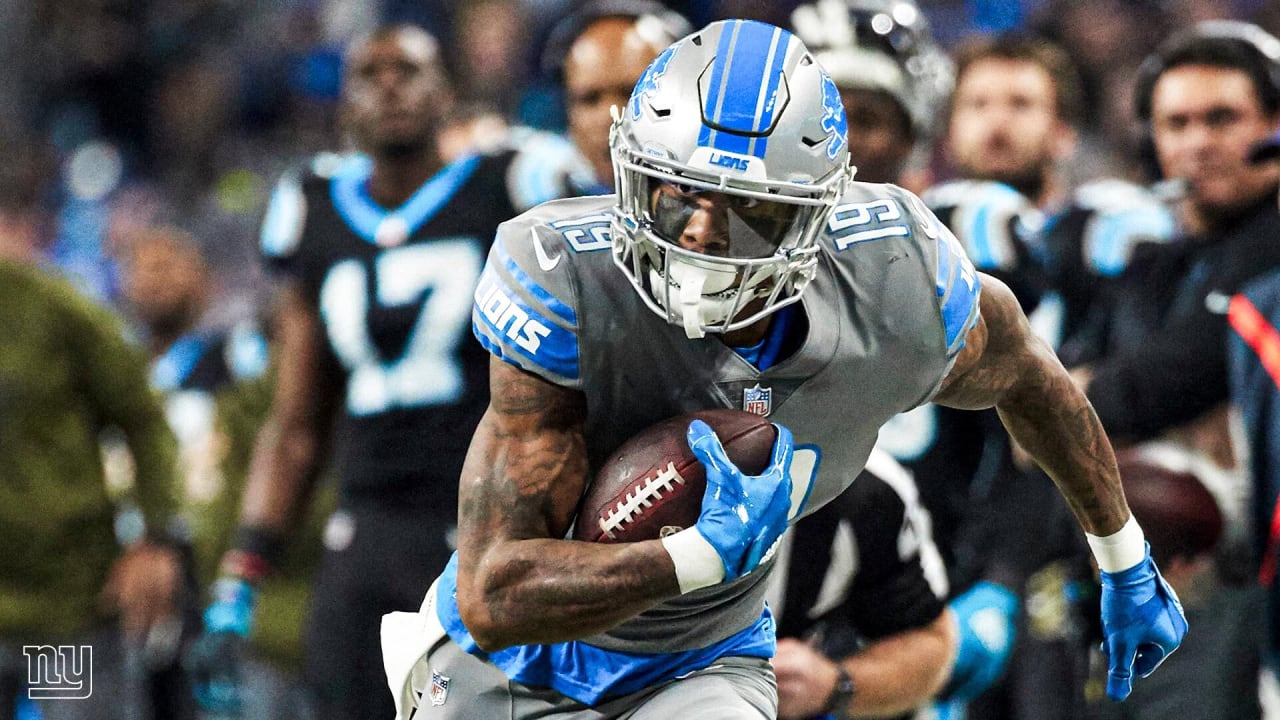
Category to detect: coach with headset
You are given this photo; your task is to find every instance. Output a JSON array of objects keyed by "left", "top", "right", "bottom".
[{"left": 1071, "top": 21, "right": 1280, "bottom": 449}]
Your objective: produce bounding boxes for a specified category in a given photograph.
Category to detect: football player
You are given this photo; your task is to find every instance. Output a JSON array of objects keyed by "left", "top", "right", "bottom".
[
  {"left": 190, "top": 24, "right": 581, "bottom": 720},
  {"left": 544, "top": 0, "right": 691, "bottom": 196},
  {"left": 384, "top": 20, "right": 1184, "bottom": 720}
]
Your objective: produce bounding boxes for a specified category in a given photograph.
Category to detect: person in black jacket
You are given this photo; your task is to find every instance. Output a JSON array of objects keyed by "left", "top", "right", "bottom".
[{"left": 1075, "top": 21, "right": 1280, "bottom": 445}]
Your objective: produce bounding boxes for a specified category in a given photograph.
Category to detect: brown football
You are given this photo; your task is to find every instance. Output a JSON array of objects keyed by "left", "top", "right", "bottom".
[
  {"left": 572, "top": 409, "right": 777, "bottom": 543},
  {"left": 1116, "top": 449, "right": 1224, "bottom": 560}
]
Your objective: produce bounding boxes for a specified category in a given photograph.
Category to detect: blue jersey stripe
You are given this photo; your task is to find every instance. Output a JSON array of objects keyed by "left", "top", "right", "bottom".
[
  {"left": 937, "top": 232, "right": 982, "bottom": 357},
  {"left": 472, "top": 269, "right": 580, "bottom": 379},
  {"left": 434, "top": 555, "right": 774, "bottom": 705},
  {"left": 330, "top": 154, "right": 481, "bottom": 244},
  {"left": 493, "top": 241, "right": 577, "bottom": 325},
  {"left": 966, "top": 202, "right": 999, "bottom": 269}
]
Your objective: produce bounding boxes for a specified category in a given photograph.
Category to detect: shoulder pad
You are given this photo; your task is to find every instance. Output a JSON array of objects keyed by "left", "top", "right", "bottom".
[
  {"left": 922, "top": 180, "right": 1042, "bottom": 272},
  {"left": 501, "top": 128, "right": 596, "bottom": 212}
]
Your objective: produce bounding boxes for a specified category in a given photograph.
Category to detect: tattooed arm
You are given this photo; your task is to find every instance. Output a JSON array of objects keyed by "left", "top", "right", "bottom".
[
  {"left": 932, "top": 274, "right": 1129, "bottom": 535},
  {"left": 455, "top": 357, "right": 682, "bottom": 651}
]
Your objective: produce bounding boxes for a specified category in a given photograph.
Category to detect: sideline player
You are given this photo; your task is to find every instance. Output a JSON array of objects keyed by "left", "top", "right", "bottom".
[
  {"left": 190, "top": 24, "right": 580, "bottom": 720},
  {"left": 542, "top": 0, "right": 690, "bottom": 196},
  {"left": 385, "top": 19, "right": 1185, "bottom": 720}
]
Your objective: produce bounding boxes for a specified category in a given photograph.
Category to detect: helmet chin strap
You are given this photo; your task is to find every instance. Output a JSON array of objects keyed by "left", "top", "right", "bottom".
[
  {"left": 676, "top": 264, "right": 708, "bottom": 338},
  {"left": 661, "top": 259, "right": 753, "bottom": 339}
]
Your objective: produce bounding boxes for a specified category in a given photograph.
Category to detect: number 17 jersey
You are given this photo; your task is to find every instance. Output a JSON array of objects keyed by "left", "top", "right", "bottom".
[{"left": 260, "top": 149, "right": 551, "bottom": 510}]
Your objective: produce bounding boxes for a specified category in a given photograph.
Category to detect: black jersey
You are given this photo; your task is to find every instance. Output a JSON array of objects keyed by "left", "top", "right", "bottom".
[
  {"left": 260, "top": 148, "right": 562, "bottom": 509},
  {"left": 769, "top": 449, "right": 948, "bottom": 652}
]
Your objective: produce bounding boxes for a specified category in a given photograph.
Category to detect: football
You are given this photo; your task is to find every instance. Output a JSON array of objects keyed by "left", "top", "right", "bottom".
[
  {"left": 1116, "top": 449, "right": 1223, "bottom": 560},
  {"left": 572, "top": 409, "right": 777, "bottom": 543}
]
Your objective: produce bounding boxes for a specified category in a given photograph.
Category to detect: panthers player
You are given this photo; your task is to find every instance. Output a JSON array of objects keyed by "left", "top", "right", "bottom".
[
  {"left": 383, "top": 20, "right": 1184, "bottom": 720},
  {"left": 190, "top": 25, "right": 580, "bottom": 720},
  {"left": 790, "top": 0, "right": 952, "bottom": 190}
]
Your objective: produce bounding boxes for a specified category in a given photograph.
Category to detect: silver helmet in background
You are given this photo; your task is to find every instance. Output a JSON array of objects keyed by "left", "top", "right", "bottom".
[
  {"left": 791, "top": 0, "right": 953, "bottom": 140},
  {"left": 610, "top": 19, "right": 853, "bottom": 338}
]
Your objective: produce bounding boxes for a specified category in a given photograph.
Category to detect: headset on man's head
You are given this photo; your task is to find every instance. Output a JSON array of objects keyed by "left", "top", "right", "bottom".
[{"left": 1132, "top": 21, "right": 1280, "bottom": 181}]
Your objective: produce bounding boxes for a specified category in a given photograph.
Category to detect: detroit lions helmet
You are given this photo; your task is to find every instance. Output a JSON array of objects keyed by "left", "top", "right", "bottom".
[
  {"left": 610, "top": 19, "right": 853, "bottom": 338},
  {"left": 790, "top": 0, "right": 953, "bottom": 140}
]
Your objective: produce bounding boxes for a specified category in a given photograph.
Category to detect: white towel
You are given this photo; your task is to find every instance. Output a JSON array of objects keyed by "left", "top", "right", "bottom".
[{"left": 382, "top": 578, "right": 446, "bottom": 720}]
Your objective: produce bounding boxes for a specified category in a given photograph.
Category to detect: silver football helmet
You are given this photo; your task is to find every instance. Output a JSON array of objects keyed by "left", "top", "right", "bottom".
[
  {"left": 790, "top": 0, "right": 953, "bottom": 139},
  {"left": 610, "top": 19, "right": 853, "bottom": 338}
]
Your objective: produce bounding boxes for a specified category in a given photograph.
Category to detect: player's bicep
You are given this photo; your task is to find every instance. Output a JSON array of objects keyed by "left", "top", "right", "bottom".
[{"left": 458, "top": 358, "right": 589, "bottom": 556}]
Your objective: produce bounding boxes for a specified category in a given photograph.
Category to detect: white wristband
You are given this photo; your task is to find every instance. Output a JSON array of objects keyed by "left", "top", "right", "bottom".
[
  {"left": 1086, "top": 514, "right": 1147, "bottom": 573},
  {"left": 661, "top": 528, "right": 726, "bottom": 594}
]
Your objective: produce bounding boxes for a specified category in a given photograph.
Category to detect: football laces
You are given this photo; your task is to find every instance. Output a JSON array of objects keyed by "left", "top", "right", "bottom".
[{"left": 598, "top": 462, "right": 687, "bottom": 539}]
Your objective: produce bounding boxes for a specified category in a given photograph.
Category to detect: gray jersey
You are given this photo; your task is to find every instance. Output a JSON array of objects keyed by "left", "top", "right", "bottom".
[{"left": 469, "top": 182, "right": 979, "bottom": 656}]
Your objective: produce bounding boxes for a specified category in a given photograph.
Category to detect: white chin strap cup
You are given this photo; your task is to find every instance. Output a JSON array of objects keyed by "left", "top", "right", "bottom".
[{"left": 676, "top": 265, "right": 708, "bottom": 338}]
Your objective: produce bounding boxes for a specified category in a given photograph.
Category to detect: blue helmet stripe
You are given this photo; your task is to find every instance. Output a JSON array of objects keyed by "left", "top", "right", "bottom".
[
  {"left": 698, "top": 20, "right": 742, "bottom": 151},
  {"left": 698, "top": 20, "right": 788, "bottom": 160}
]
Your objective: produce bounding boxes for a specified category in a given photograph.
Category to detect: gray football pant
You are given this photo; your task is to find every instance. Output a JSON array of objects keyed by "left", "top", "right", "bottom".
[{"left": 413, "top": 639, "right": 777, "bottom": 720}]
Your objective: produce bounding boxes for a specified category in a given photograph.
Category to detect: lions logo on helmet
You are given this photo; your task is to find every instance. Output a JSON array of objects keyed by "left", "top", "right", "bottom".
[
  {"left": 819, "top": 73, "right": 849, "bottom": 161},
  {"left": 629, "top": 42, "right": 680, "bottom": 122},
  {"left": 610, "top": 19, "right": 853, "bottom": 338}
]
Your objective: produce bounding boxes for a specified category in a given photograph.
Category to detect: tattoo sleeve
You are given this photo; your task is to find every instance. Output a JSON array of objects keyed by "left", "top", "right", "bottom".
[
  {"left": 455, "top": 357, "right": 682, "bottom": 650},
  {"left": 932, "top": 274, "right": 1129, "bottom": 535}
]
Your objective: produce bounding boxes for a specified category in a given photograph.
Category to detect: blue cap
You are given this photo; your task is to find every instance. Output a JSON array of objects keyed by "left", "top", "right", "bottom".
[{"left": 1248, "top": 129, "right": 1280, "bottom": 163}]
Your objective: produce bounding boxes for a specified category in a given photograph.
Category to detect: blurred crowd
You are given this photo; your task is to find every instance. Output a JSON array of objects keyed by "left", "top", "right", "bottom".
[
  {"left": 1, "top": 0, "right": 1276, "bottom": 310},
  {"left": 4, "top": 1, "right": 1280, "bottom": 720}
]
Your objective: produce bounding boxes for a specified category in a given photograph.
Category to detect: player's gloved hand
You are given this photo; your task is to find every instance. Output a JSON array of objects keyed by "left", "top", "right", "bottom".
[
  {"left": 939, "top": 581, "right": 1019, "bottom": 703},
  {"left": 187, "top": 577, "right": 256, "bottom": 715},
  {"left": 661, "top": 420, "right": 794, "bottom": 593},
  {"left": 1099, "top": 545, "right": 1187, "bottom": 701},
  {"left": 689, "top": 419, "right": 794, "bottom": 580}
]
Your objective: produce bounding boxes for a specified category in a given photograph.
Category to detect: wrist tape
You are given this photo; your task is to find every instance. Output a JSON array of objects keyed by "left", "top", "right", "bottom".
[
  {"left": 661, "top": 527, "right": 726, "bottom": 593},
  {"left": 1086, "top": 514, "right": 1146, "bottom": 573}
]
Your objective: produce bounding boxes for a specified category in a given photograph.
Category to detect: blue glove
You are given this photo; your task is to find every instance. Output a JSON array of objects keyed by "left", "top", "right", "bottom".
[
  {"left": 187, "top": 577, "right": 257, "bottom": 715},
  {"left": 687, "top": 419, "right": 794, "bottom": 581},
  {"left": 1098, "top": 545, "right": 1187, "bottom": 701},
  {"left": 940, "top": 581, "right": 1019, "bottom": 703}
]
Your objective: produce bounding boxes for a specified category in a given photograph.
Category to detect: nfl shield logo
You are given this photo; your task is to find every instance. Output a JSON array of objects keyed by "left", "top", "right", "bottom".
[
  {"left": 743, "top": 384, "right": 772, "bottom": 416},
  {"left": 429, "top": 670, "right": 450, "bottom": 706}
]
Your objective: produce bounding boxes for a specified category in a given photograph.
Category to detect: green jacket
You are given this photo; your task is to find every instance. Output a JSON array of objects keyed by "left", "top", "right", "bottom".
[{"left": 0, "top": 262, "right": 177, "bottom": 641}]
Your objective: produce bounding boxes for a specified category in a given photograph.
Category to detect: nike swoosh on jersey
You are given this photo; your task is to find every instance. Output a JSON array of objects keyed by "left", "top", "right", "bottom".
[{"left": 532, "top": 230, "right": 562, "bottom": 272}]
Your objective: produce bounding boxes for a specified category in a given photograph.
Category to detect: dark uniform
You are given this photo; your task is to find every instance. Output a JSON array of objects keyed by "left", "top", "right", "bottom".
[
  {"left": 770, "top": 450, "right": 948, "bottom": 658},
  {"left": 260, "top": 144, "right": 572, "bottom": 719}
]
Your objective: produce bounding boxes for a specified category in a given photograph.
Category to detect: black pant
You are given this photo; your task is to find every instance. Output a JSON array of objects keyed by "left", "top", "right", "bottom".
[{"left": 304, "top": 504, "right": 455, "bottom": 720}]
